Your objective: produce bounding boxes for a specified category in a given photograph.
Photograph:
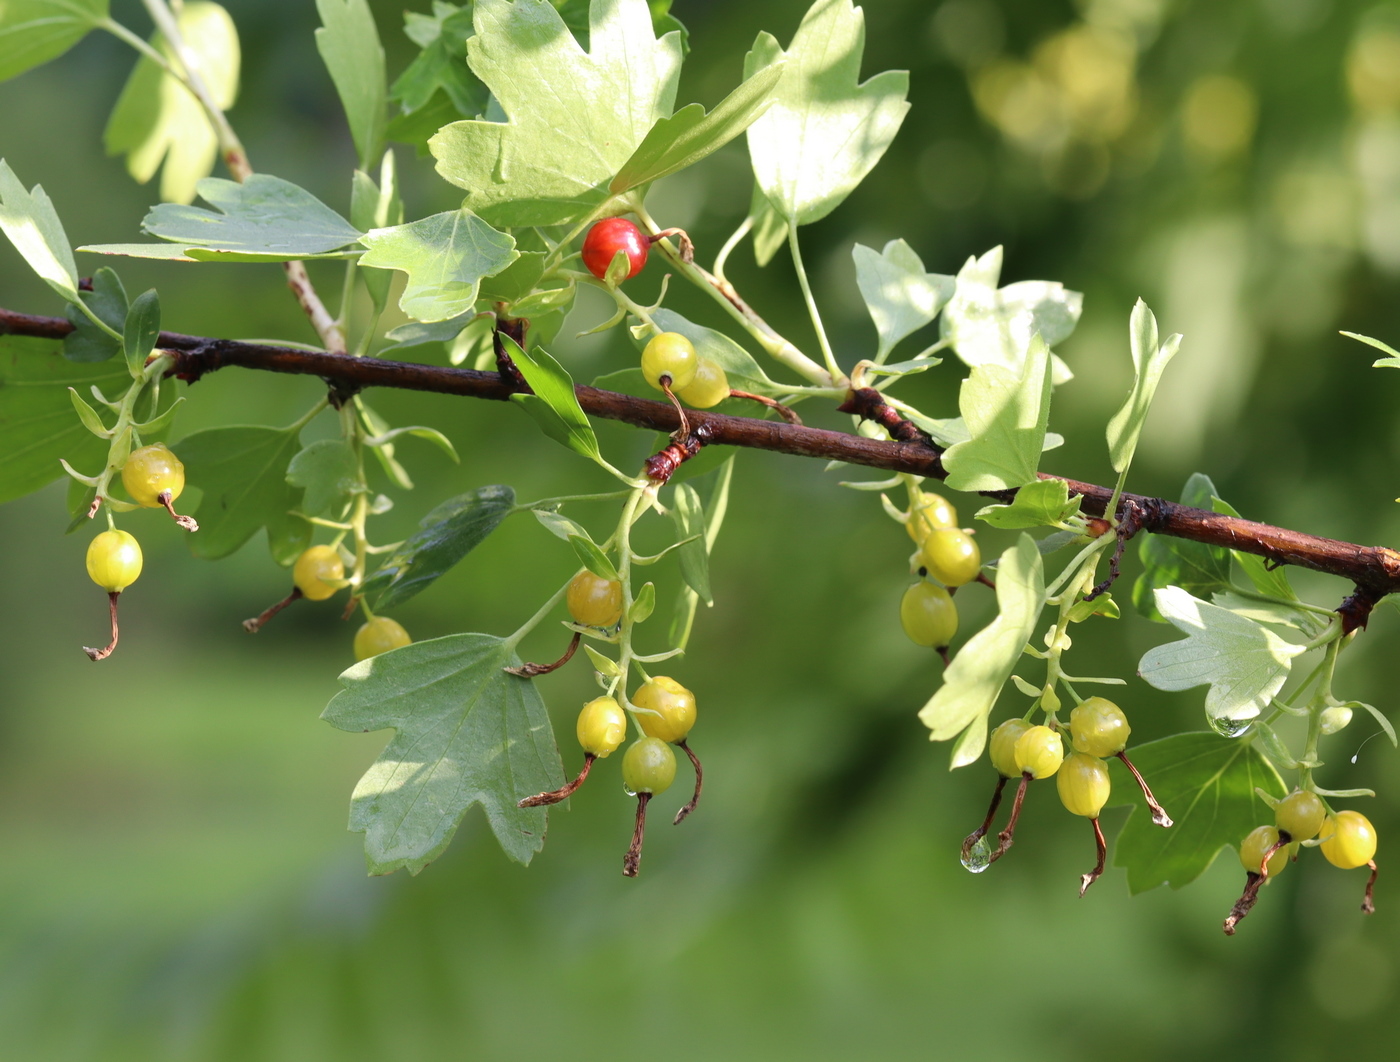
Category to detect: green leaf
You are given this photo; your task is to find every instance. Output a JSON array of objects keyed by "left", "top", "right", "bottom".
[
  {"left": 0, "top": 335, "right": 125, "bottom": 502},
  {"left": 429, "top": 0, "right": 682, "bottom": 227},
  {"left": 1138, "top": 587, "right": 1308, "bottom": 734},
  {"left": 1106, "top": 299, "right": 1181, "bottom": 475},
  {"left": 173, "top": 425, "right": 305, "bottom": 560},
  {"left": 1346, "top": 701, "right": 1398, "bottom": 747},
  {"left": 1132, "top": 473, "right": 1232, "bottom": 621},
  {"left": 974, "top": 478, "right": 1081, "bottom": 529},
  {"left": 670, "top": 481, "right": 711, "bottom": 604},
  {"left": 323, "top": 633, "right": 564, "bottom": 871},
  {"left": 1209, "top": 591, "right": 1321, "bottom": 635},
  {"left": 0, "top": 0, "right": 107, "bottom": 82},
  {"left": 611, "top": 61, "right": 783, "bottom": 194},
  {"left": 669, "top": 454, "right": 733, "bottom": 649},
  {"left": 940, "top": 246, "right": 1081, "bottom": 385},
  {"left": 852, "top": 239, "right": 954, "bottom": 359},
  {"left": 569, "top": 533, "right": 619, "bottom": 582},
  {"left": 63, "top": 267, "right": 127, "bottom": 363},
  {"left": 477, "top": 251, "right": 547, "bottom": 305},
  {"left": 1210, "top": 496, "right": 1299, "bottom": 602},
  {"left": 364, "top": 424, "right": 458, "bottom": 463},
  {"left": 122, "top": 288, "right": 160, "bottom": 379},
  {"left": 747, "top": 184, "right": 788, "bottom": 267},
  {"left": 1109, "top": 733, "right": 1284, "bottom": 892},
  {"left": 359, "top": 208, "right": 517, "bottom": 322},
  {"left": 630, "top": 581, "right": 656, "bottom": 623},
  {"left": 0, "top": 159, "right": 79, "bottom": 301},
  {"left": 391, "top": 3, "right": 486, "bottom": 118},
  {"left": 286, "top": 438, "right": 358, "bottom": 518},
  {"left": 743, "top": 0, "right": 909, "bottom": 225},
  {"left": 918, "top": 535, "right": 1046, "bottom": 766},
  {"left": 503, "top": 335, "right": 601, "bottom": 462},
  {"left": 361, "top": 486, "right": 516, "bottom": 610},
  {"left": 532, "top": 508, "right": 588, "bottom": 541},
  {"left": 942, "top": 332, "right": 1053, "bottom": 492},
  {"left": 1342, "top": 329, "right": 1400, "bottom": 368},
  {"left": 140, "top": 174, "right": 362, "bottom": 257},
  {"left": 67, "top": 387, "right": 110, "bottom": 438},
  {"left": 316, "top": 0, "right": 387, "bottom": 170},
  {"left": 103, "top": 2, "right": 239, "bottom": 205}
]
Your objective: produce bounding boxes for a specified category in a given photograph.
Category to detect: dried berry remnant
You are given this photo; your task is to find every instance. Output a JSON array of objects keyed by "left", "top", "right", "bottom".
[{"left": 582, "top": 217, "right": 649, "bottom": 281}]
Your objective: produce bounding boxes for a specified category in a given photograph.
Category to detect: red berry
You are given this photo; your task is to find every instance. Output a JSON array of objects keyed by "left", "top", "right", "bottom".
[{"left": 582, "top": 218, "right": 648, "bottom": 280}]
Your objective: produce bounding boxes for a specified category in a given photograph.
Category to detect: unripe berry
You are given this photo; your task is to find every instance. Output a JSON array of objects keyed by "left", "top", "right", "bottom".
[
  {"left": 1014, "top": 725, "right": 1064, "bottom": 779},
  {"left": 1320, "top": 811, "right": 1378, "bottom": 869},
  {"left": 632, "top": 676, "right": 696, "bottom": 744},
  {"left": 900, "top": 581, "right": 958, "bottom": 647},
  {"left": 905, "top": 491, "right": 957, "bottom": 543},
  {"left": 621, "top": 737, "right": 676, "bottom": 795},
  {"left": 1275, "top": 790, "right": 1326, "bottom": 842},
  {"left": 566, "top": 570, "right": 624, "bottom": 628},
  {"left": 676, "top": 357, "right": 730, "bottom": 408},
  {"left": 1320, "top": 705, "right": 1353, "bottom": 734},
  {"left": 86, "top": 529, "right": 143, "bottom": 592},
  {"left": 581, "top": 217, "right": 648, "bottom": 280},
  {"left": 919, "top": 527, "right": 981, "bottom": 587},
  {"left": 353, "top": 616, "right": 411, "bottom": 660},
  {"left": 640, "top": 332, "right": 698, "bottom": 391},
  {"left": 1069, "top": 697, "right": 1131, "bottom": 758},
  {"left": 1240, "top": 825, "right": 1289, "bottom": 878},
  {"left": 293, "top": 544, "right": 345, "bottom": 601},
  {"left": 989, "top": 718, "right": 1032, "bottom": 777},
  {"left": 576, "top": 696, "right": 628, "bottom": 758},
  {"left": 1057, "top": 753, "right": 1111, "bottom": 817},
  {"left": 121, "top": 443, "right": 185, "bottom": 508}
]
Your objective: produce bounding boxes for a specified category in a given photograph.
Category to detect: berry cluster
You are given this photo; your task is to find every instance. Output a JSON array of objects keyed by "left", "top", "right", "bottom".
[{"left": 897, "top": 490, "right": 978, "bottom": 658}]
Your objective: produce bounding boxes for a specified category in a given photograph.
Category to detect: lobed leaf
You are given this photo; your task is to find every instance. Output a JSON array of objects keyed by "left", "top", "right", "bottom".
[
  {"left": 316, "top": 0, "right": 387, "bottom": 170},
  {"left": 63, "top": 267, "right": 127, "bottom": 363},
  {"left": 0, "top": 159, "right": 80, "bottom": 302},
  {"left": 359, "top": 208, "right": 517, "bottom": 322},
  {"left": 974, "top": 478, "right": 1081, "bottom": 530},
  {"left": 852, "top": 239, "right": 954, "bottom": 359},
  {"left": 1106, "top": 298, "right": 1181, "bottom": 475},
  {"left": 1132, "top": 473, "right": 1231, "bottom": 621},
  {"left": 286, "top": 438, "right": 358, "bottom": 518},
  {"left": 942, "top": 332, "right": 1053, "bottom": 492},
  {"left": 323, "top": 633, "right": 564, "bottom": 872},
  {"left": 390, "top": 2, "right": 486, "bottom": 119},
  {"left": 0, "top": 0, "right": 107, "bottom": 83}
]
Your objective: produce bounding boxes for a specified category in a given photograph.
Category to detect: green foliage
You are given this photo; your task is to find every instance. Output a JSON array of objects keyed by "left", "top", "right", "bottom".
[
  {"left": 670, "top": 482, "right": 711, "bottom": 604},
  {"left": 570, "top": 532, "right": 619, "bottom": 581},
  {"left": 390, "top": 2, "right": 484, "bottom": 119},
  {"left": 63, "top": 267, "right": 126, "bottom": 363},
  {"left": 942, "top": 333, "right": 1053, "bottom": 491},
  {"left": 1106, "top": 299, "right": 1180, "bottom": 476},
  {"left": 503, "top": 335, "right": 603, "bottom": 463},
  {"left": 1110, "top": 733, "right": 1284, "bottom": 892},
  {"left": 286, "top": 439, "right": 358, "bottom": 518},
  {"left": 852, "top": 239, "right": 954, "bottom": 360},
  {"left": 975, "top": 478, "right": 1080, "bottom": 530},
  {"left": 0, "top": 0, "right": 106, "bottom": 83},
  {"left": 121, "top": 289, "right": 160, "bottom": 378},
  {"left": 0, "top": 159, "right": 79, "bottom": 302},
  {"left": 1132, "top": 474, "right": 1231, "bottom": 621},
  {"left": 315, "top": 0, "right": 387, "bottom": 171},
  {"left": 322, "top": 633, "right": 564, "bottom": 871}
]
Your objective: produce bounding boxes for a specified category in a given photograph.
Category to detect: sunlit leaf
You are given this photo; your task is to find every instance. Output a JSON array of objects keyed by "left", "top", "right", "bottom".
[
  {"left": 942, "top": 332, "right": 1053, "bottom": 491},
  {"left": 316, "top": 0, "right": 387, "bottom": 170},
  {"left": 852, "top": 239, "right": 954, "bottom": 358},
  {"left": 975, "top": 478, "right": 1080, "bottom": 529},
  {"left": 359, "top": 208, "right": 516, "bottom": 322},
  {"left": 1106, "top": 298, "right": 1181, "bottom": 475},
  {"left": 504, "top": 335, "right": 601, "bottom": 462},
  {"left": 0, "top": 159, "right": 79, "bottom": 301}
]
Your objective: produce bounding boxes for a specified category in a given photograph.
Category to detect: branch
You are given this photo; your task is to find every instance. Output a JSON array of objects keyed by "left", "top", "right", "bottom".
[{"left": 5, "top": 307, "right": 1399, "bottom": 597}]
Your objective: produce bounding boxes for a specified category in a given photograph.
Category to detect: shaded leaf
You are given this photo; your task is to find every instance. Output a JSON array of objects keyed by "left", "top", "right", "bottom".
[
  {"left": 1132, "top": 472, "right": 1231, "bottom": 621},
  {"left": 1211, "top": 496, "right": 1298, "bottom": 602},
  {"left": 122, "top": 288, "right": 160, "bottom": 378},
  {"left": 852, "top": 239, "right": 954, "bottom": 358},
  {"left": 0, "top": 0, "right": 107, "bottom": 83},
  {"left": 173, "top": 425, "right": 304, "bottom": 560},
  {"left": 63, "top": 267, "right": 126, "bottom": 363},
  {"left": 942, "top": 332, "right": 1053, "bottom": 491},
  {"left": 390, "top": 2, "right": 486, "bottom": 117},
  {"left": 316, "top": 0, "right": 387, "bottom": 169},
  {"left": 359, "top": 208, "right": 516, "bottom": 322},
  {"left": 286, "top": 438, "right": 358, "bottom": 518},
  {"left": 1106, "top": 298, "right": 1181, "bottom": 475},
  {"left": 670, "top": 481, "right": 711, "bottom": 604},
  {"left": 670, "top": 454, "right": 733, "bottom": 649},
  {"left": 569, "top": 533, "right": 619, "bottom": 582}
]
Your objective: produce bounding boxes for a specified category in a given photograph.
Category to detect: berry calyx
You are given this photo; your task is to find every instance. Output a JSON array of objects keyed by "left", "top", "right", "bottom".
[
  {"left": 353, "top": 616, "right": 411, "bottom": 660},
  {"left": 581, "top": 217, "right": 648, "bottom": 281},
  {"left": 293, "top": 545, "right": 345, "bottom": 602},
  {"left": 641, "top": 332, "right": 698, "bottom": 392},
  {"left": 1057, "top": 753, "right": 1111, "bottom": 817},
  {"left": 1240, "top": 825, "right": 1290, "bottom": 878},
  {"left": 1275, "top": 789, "right": 1326, "bottom": 841},
  {"left": 632, "top": 676, "right": 696, "bottom": 745},
  {"left": 989, "top": 718, "right": 1032, "bottom": 778},
  {"left": 919, "top": 527, "right": 981, "bottom": 587},
  {"left": 1069, "top": 697, "right": 1131, "bottom": 757},
  {"left": 566, "top": 570, "right": 624, "bottom": 628},
  {"left": 676, "top": 357, "right": 730, "bottom": 409},
  {"left": 905, "top": 490, "right": 957, "bottom": 543},
  {"left": 1321, "top": 811, "right": 1378, "bottom": 870},
  {"left": 900, "top": 581, "right": 959, "bottom": 648},
  {"left": 576, "top": 696, "right": 627, "bottom": 758},
  {"left": 1014, "top": 725, "right": 1064, "bottom": 779},
  {"left": 86, "top": 529, "right": 143, "bottom": 592}
]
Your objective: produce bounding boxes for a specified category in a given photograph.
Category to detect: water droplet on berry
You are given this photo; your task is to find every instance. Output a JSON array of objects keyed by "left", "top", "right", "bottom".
[
  {"left": 1210, "top": 716, "right": 1253, "bottom": 738},
  {"left": 960, "top": 836, "right": 992, "bottom": 874}
]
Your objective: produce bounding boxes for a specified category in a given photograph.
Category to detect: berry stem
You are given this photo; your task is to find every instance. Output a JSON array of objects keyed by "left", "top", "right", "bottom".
[
  {"left": 1116, "top": 751, "right": 1173, "bottom": 828},
  {"left": 1364, "top": 860, "right": 1379, "bottom": 915},
  {"left": 518, "top": 753, "right": 595, "bottom": 808},
  {"left": 989, "top": 773, "right": 1031, "bottom": 864},
  {"left": 506, "top": 631, "right": 582, "bottom": 677},
  {"left": 82, "top": 591, "right": 121, "bottom": 662},
  {"left": 623, "top": 792, "right": 652, "bottom": 877},
  {"left": 673, "top": 740, "right": 703, "bottom": 825},
  {"left": 961, "top": 774, "right": 1008, "bottom": 863},
  {"left": 659, "top": 377, "right": 690, "bottom": 439},
  {"left": 1223, "top": 872, "right": 1266, "bottom": 936},
  {"left": 1079, "top": 817, "right": 1107, "bottom": 897},
  {"left": 242, "top": 586, "right": 304, "bottom": 633},
  {"left": 728, "top": 390, "right": 802, "bottom": 425}
]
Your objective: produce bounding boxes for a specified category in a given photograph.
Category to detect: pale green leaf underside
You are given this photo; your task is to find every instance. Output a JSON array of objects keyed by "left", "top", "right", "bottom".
[
  {"left": 919, "top": 535, "right": 1046, "bottom": 767},
  {"left": 0, "top": 159, "right": 79, "bottom": 301},
  {"left": 323, "top": 633, "right": 564, "bottom": 872},
  {"left": 1106, "top": 298, "right": 1181, "bottom": 474},
  {"left": 359, "top": 208, "right": 517, "bottom": 322},
  {"left": 852, "top": 239, "right": 954, "bottom": 358},
  {"left": 942, "top": 332, "right": 1053, "bottom": 492},
  {"left": 0, "top": 0, "right": 108, "bottom": 83}
]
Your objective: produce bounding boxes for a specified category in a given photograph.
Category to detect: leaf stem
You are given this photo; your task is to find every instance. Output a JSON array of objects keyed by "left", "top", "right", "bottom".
[{"left": 786, "top": 225, "right": 844, "bottom": 384}]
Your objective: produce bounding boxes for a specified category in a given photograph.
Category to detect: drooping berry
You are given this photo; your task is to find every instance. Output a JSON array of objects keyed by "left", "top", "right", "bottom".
[
  {"left": 1275, "top": 789, "right": 1326, "bottom": 842},
  {"left": 353, "top": 616, "right": 411, "bottom": 660},
  {"left": 906, "top": 490, "right": 958, "bottom": 543},
  {"left": 632, "top": 676, "right": 697, "bottom": 745},
  {"left": 86, "top": 529, "right": 143, "bottom": 592},
  {"left": 566, "top": 570, "right": 624, "bottom": 628},
  {"left": 919, "top": 527, "right": 981, "bottom": 587},
  {"left": 1069, "top": 697, "right": 1131, "bottom": 758},
  {"left": 989, "top": 718, "right": 1032, "bottom": 777},
  {"left": 1057, "top": 753, "right": 1111, "bottom": 817},
  {"left": 293, "top": 545, "right": 345, "bottom": 601},
  {"left": 576, "top": 696, "right": 628, "bottom": 757},
  {"left": 1013, "top": 725, "right": 1064, "bottom": 779},
  {"left": 900, "top": 581, "right": 958, "bottom": 647},
  {"left": 582, "top": 217, "right": 648, "bottom": 281},
  {"left": 1321, "top": 811, "right": 1378, "bottom": 869},
  {"left": 640, "top": 332, "right": 698, "bottom": 392},
  {"left": 676, "top": 357, "right": 730, "bottom": 408},
  {"left": 121, "top": 443, "right": 185, "bottom": 508},
  {"left": 622, "top": 736, "right": 677, "bottom": 795},
  {"left": 1240, "top": 825, "right": 1289, "bottom": 878}
]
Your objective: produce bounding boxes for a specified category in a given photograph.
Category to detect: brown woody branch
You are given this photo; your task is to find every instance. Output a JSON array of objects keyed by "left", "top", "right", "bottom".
[{"left": 5, "top": 307, "right": 1400, "bottom": 599}]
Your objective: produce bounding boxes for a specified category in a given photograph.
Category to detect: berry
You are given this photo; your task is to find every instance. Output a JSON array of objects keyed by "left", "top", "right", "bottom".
[
  {"left": 632, "top": 676, "right": 696, "bottom": 744},
  {"left": 1013, "top": 725, "right": 1064, "bottom": 779},
  {"left": 576, "top": 696, "right": 628, "bottom": 757},
  {"left": 293, "top": 545, "right": 345, "bottom": 601},
  {"left": 1320, "top": 705, "right": 1353, "bottom": 734},
  {"left": 622, "top": 737, "right": 676, "bottom": 795},
  {"left": 1275, "top": 789, "right": 1326, "bottom": 841},
  {"left": 1069, "top": 697, "right": 1131, "bottom": 758},
  {"left": 566, "top": 570, "right": 624, "bottom": 628},
  {"left": 906, "top": 491, "right": 957, "bottom": 543},
  {"left": 121, "top": 443, "right": 185, "bottom": 508},
  {"left": 1057, "top": 753, "right": 1111, "bottom": 817},
  {"left": 989, "top": 718, "right": 1032, "bottom": 777},
  {"left": 1321, "top": 811, "right": 1378, "bottom": 869},
  {"left": 1240, "top": 825, "right": 1289, "bottom": 878},
  {"left": 353, "top": 616, "right": 411, "bottom": 660},
  {"left": 919, "top": 527, "right": 981, "bottom": 587},
  {"left": 641, "top": 332, "right": 698, "bottom": 392},
  {"left": 676, "top": 357, "right": 730, "bottom": 409},
  {"left": 900, "top": 581, "right": 958, "bottom": 647},
  {"left": 86, "top": 529, "right": 143, "bottom": 592},
  {"left": 582, "top": 218, "right": 649, "bottom": 281}
]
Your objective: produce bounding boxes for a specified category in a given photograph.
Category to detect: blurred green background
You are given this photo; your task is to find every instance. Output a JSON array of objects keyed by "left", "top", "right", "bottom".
[{"left": 4, "top": 0, "right": 1400, "bottom": 1058}]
